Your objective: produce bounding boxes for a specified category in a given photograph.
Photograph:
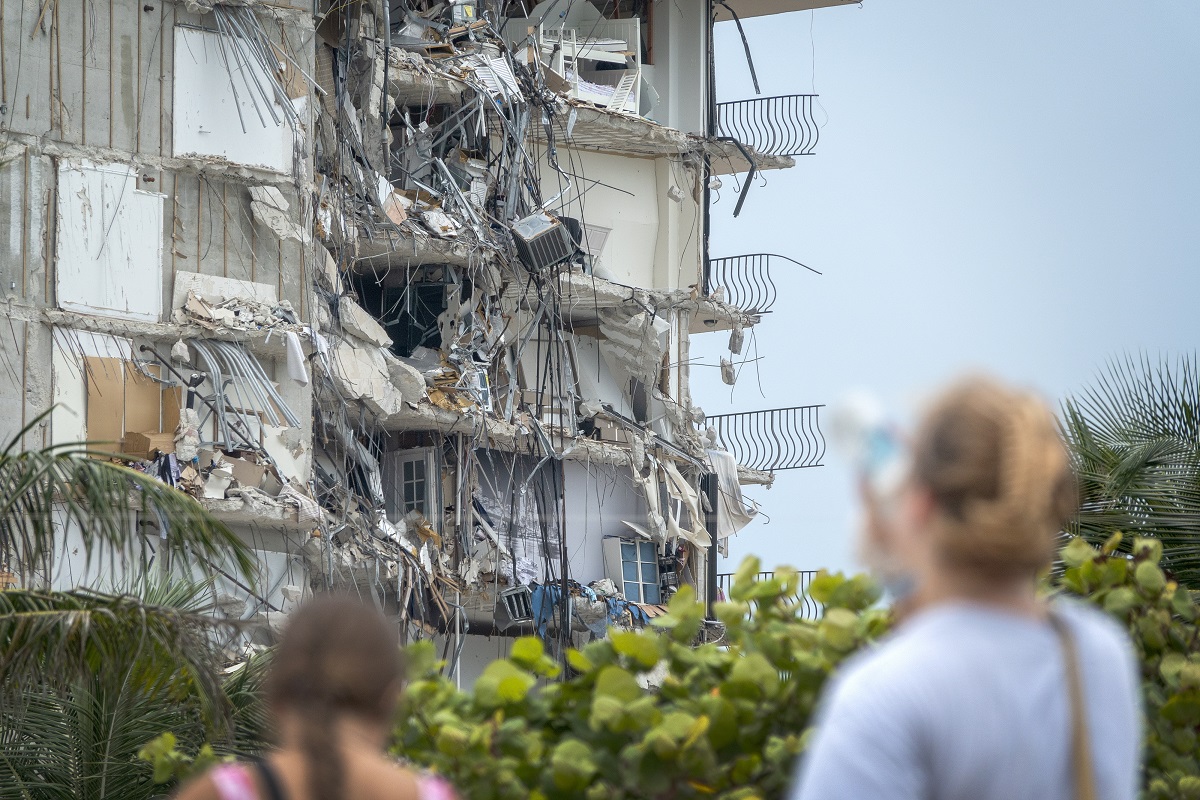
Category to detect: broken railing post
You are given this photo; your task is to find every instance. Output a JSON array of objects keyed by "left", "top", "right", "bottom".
[{"left": 713, "top": 136, "right": 756, "bottom": 218}]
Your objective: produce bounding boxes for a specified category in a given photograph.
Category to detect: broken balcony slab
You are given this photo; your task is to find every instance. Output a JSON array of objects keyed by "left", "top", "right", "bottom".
[
  {"left": 706, "top": 139, "right": 796, "bottom": 176},
  {"left": 688, "top": 299, "right": 763, "bottom": 334},
  {"left": 388, "top": 52, "right": 470, "bottom": 107},
  {"left": 535, "top": 102, "right": 694, "bottom": 159},
  {"left": 28, "top": 133, "right": 304, "bottom": 189},
  {"left": 363, "top": 398, "right": 707, "bottom": 471},
  {"left": 199, "top": 495, "right": 311, "bottom": 533},
  {"left": 503, "top": 270, "right": 761, "bottom": 331},
  {"left": 737, "top": 465, "right": 776, "bottom": 487},
  {"left": 352, "top": 223, "right": 496, "bottom": 270},
  {"left": 42, "top": 309, "right": 312, "bottom": 361}
]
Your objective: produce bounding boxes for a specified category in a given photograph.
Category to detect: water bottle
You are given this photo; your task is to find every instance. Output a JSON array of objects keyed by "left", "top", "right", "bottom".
[{"left": 829, "top": 393, "right": 915, "bottom": 600}]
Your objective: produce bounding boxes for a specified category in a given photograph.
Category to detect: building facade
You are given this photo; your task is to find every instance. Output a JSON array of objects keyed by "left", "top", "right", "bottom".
[{"left": 0, "top": 0, "right": 844, "bottom": 682}]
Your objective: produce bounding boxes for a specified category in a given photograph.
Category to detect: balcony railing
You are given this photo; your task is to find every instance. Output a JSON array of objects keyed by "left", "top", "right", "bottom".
[
  {"left": 716, "top": 95, "right": 819, "bottom": 157},
  {"left": 715, "top": 570, "right": 823, "bottom": 620},
  {"left": 704, "top": 405, "right": 826, "bottom": 472},
  {"left": 705, "top": 253, "right": 821, "bottom": 313}
]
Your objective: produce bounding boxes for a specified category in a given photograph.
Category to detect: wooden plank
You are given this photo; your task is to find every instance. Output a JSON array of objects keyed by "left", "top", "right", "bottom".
[{"left": 84, "top": 355, "right": 124, "bottom": 450}]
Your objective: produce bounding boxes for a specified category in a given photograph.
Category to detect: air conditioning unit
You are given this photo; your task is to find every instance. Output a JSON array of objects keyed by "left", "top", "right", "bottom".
[
  {"left": 511, "top": 212, "right": 575, "bottom": 270},
  {"left": 494, "top": 585, "right": 534, "bottom": 630}
]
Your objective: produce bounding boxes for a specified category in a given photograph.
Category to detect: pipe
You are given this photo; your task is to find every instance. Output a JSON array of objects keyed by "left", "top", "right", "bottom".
[{"left": 703, "top": 472, "right": 719, "bottom": 620}]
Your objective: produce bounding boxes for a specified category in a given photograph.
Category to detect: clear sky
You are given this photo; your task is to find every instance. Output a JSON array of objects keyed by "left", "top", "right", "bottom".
[{"left": 693, "top": 0, "right": 1200, "bottom": 577}]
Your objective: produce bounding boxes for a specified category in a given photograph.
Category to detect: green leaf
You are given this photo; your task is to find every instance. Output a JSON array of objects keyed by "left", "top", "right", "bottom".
[
  {"left": 818, "top": 608, "right": 860, "bottom": 653},
  {"left": 549, "top": 739, "right": 597, "bottom": 791},
  {"left": 727, "top": 653, "right": 780, "bottom": 699},
  {"left": 1137, "top": 561, "right": 1168, "bottom": 596},
  {"left": 476, "top": 661, "right": 536, "bottom": 709},
  {"left": 1104, "top": 587, "right": 1138, "bottom": 618},
  {"left": 566, "top": 649, "right": 594, "bottom": 674},
  {"left": 611, "top": 631, "right": 662, "bottom": 670},
  {"left": 1061, "top": 537, "right": 1097, "bottom": 569},
  {"left": 806, "top": 570, "right": 844, "bottom": 605},
  {"left": 1162, "top": 692, "right": 1200, "bottom": 727},
  {"left": 509, "top": 638, "right": 545, "bottom": 670},
  {"left": 594, "top": 665, "right": 643, "bottom": 703}
]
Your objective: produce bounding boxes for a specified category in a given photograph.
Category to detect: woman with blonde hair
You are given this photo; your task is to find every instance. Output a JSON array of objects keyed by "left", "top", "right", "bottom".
[
  {"left": 791, "top": 377, "right": 1141, "bottom": 800},
  {"left": 178, "top": 595, "right": 455, "bottom": 800}
]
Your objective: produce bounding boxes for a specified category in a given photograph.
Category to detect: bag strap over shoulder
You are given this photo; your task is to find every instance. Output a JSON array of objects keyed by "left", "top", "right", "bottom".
[
  {"left": 252, "top": 758, "right": 288, "bottom": 800},
  {"left": 1047, "top": 609, "right": 1098, "bottom": 800}
]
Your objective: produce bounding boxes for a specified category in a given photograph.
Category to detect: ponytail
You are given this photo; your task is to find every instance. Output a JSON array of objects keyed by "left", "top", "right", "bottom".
[
  {"left": 266, "top": 596, "right": 404, "bottom": 800},
  {"left": 300, "top": 701, "right": 343, "bottom": 800}
]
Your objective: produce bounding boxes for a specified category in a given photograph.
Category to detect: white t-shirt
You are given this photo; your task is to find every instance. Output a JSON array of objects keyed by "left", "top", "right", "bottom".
[{"left": 790, "top": 600, "right": 1141, "bottom": 800}]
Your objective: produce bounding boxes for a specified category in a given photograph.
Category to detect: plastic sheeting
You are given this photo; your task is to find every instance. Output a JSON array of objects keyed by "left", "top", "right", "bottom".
[{"left": 706, "top": 448, "right": 757, "bottom": 541}]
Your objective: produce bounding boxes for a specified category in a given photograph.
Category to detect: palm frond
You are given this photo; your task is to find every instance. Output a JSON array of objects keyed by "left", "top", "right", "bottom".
[
  {"left": 0, "top": 677, "right": 206, "bottom": 800},
  {"left": 0, "top": 413, "right": 256, "bottom": 588},
  {"left": 1062, "top": 353, "right": 1200, "bottom": 586},
  {"left": 220, "top": 652, "right": 273, "bottom": 756},
  {"left": 0, "top": 589, "right": 240, "bottom": 735}
]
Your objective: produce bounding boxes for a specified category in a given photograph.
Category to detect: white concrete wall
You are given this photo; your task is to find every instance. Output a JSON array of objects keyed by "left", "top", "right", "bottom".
[
  {"left": 542, "top": 149, "right": 701, "bottom": 293},
  {"left": 562, "top": 460, "right": 647, "bottom": 586},
  {"left": 172, "top": 26, "right": 297, "bottom": 173},
  {"left": 644, "top": 1, "right": 709, "bottom": 134},
  {"left": 444, "top": 633, "right": 513, "bottom": 689}
]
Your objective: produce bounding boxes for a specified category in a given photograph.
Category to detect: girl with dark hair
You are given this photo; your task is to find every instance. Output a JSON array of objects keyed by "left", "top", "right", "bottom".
[
  {"left": 177, "top": 596, "right": 455, "bottom": 800},
  {"left": 791, "top": 377, "right": 1142, "bottom": 800}
]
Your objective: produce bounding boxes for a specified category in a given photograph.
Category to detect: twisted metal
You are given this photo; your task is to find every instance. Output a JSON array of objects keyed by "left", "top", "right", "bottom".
[
  {"left": 716, "top": 570, "right": 823, "bottom": 620},
  {"left": 716, "top": 95, "right": 819, "bottom": 157},
  {"left": 706, "top": 253, "right": 821, "bottom": 313},
  {"left": 705, "top": 405, "right": 826, "bottom": 472}
]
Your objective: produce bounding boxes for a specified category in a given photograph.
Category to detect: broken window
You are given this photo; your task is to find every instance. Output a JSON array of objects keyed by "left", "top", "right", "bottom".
[
  {"left": 474, "top": 450, "right": 561, "bottom": 586},
  {"left": 383, "top": 448, "right": 438, "bottom": 522},
  {"left": 351, "top": 267, "right": 461, "bottom": 358},
  {"left": 604, "top": 538, "right": 661, "bottom": 604},
  {"left": 56, "top": 162, "right": 165, "bottom": 323}
]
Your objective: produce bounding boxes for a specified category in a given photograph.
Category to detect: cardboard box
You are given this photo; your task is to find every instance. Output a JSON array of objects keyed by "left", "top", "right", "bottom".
[
  {"left": 222, "top": 455, "right": 268, "bottom": 491},
  {"left": 122, "top": 431, "right": 176, "bottom": 460}
]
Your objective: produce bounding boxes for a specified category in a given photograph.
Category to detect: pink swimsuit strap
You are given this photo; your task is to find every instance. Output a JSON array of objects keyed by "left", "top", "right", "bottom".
[
  {"left": 416, "top": 775, "right": 457, "bottom": 800},
  {"left": 209, "top": 761, "right": 457, "bottom": 800},
  {"left": 210, "top": 764, "right": 258, "bottom": 800}
]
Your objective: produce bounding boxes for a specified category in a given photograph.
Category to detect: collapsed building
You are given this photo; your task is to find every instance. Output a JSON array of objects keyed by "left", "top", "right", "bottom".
[{"left": 0, "top": 0, "right": 845, "bottom": 681}]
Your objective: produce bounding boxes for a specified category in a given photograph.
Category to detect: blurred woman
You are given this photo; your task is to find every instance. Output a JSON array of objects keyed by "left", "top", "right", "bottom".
[
  {"left": 791, "top": 377, "right": 1141, "bottom": 800},
  {"left": 178, "top": 596, "right": 454, "bottom": 800}
]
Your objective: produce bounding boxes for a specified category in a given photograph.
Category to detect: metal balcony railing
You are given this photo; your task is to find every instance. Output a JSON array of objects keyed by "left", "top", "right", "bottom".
[
  {"left": 715, "top": 570, "right": 824, "bottom": 620},
  {"left": 715, "top": 95, "right": 819, "bottom": 157},
  {"left": 705, "top": 253, "right": 821, "bottom": 313},
  {"left": 704, "top": 405, "right": 826, "bottom": 472}
]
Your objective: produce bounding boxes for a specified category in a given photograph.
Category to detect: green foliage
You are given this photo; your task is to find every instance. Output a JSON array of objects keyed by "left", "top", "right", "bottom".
[
  {"left": 0, "top": 425, "right": 265, "bottom": 799},
  {"left": 138, "top": 733, "right": 232, "bottom": 786},
  {"left": 78, "top": 541, "right": 1199, "bottom": 800},
  {"left": 392, "top": 545, "right": 1200, "bottom": 800},
  {"left": 1059, "top": 533, "right": 1200, "bottom": 800},
  {"left": 0, "top": 589, "right": 271, "bottom": 800},
  {"left": 393, "top": 562, "right": 886, "bottom": 800}
]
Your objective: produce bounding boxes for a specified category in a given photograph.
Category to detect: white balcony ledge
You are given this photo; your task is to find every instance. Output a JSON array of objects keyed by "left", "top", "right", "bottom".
[
  {"left": 713, "top": 0, "right": 859, "bottom": 21},
  {"left": 199, "top": 495, "right": 313, "bottom": 534}
]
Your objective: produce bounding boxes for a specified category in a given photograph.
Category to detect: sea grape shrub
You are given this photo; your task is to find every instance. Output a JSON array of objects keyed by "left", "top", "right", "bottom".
[
  {"left": 392, "top": 561, "right": 887, "bottom": 800},
  {"left": 1059, "top": 534, "right": 1200, "bottom": 800}
]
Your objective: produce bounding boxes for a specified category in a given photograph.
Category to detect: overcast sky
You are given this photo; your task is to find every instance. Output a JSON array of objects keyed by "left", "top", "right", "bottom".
[{"left": 693, "top": 0, "right": 1200, "bottom": 577}]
